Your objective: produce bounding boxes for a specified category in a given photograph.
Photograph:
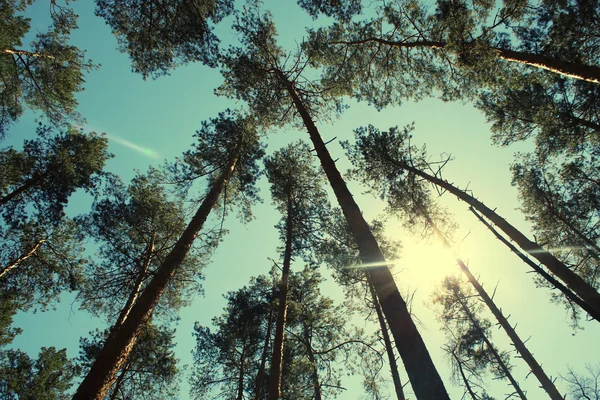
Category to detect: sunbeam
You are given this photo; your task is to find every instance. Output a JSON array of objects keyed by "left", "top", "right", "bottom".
[{"left": 106, "top": 134, "right": 160, "bottom": 159}]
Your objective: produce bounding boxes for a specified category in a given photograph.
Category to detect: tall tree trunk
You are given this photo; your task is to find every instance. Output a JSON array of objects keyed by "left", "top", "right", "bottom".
[
  {"left": 253, "top": 305, "right": 274, "bottom": 400},
  {"left": 0, "top": 239, "right": 44, "bottom": 279},
  {"left": 498, "top": 48, "right": 600, "bottom": 84},
  {"left": 333, "top": 38, "right": 600, "bottom": 84},
  {"left": 237, "top": 347, "right": 246, "bottom": 400},
  {"left": 282, "top": 74, "right": 450, "bottom": 399},
  {"left": 426, "top": 214, "right": 564, "bottom": 400},
  {"left": 114, "top": 233, "right": 156, "bottom": 329},
  {"left": 367, "top": 276, "right": 405, "bottom": 400},
  {"left": 268, "top": 192, "right": 294, "bottom": 400},
  {"left": 303, "top": 327, "right": 322, "bottom": 400},
  {"left": 0, "top": 173, "right": 46, "bottom": 206},
  {"left": 73, "top": 157, "right": 239, "bottom": 400},
  {"left": 452, "top": 288, "right": 528, "bottom": 400},
  {"left": 398, "top": 161, "right": 600, "bottom": 317},
  {"left": 470, "top": 207, "right": 600, "bottom": 322}
]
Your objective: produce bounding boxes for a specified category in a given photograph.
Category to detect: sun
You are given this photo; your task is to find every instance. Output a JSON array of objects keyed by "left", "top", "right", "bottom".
[{"left": 380, "top": 232, "right": 468, "bottom": 297}]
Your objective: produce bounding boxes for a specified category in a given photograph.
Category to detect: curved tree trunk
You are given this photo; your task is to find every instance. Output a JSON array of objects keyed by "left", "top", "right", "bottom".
[
  {"left": 73, "top": 157, "right": 238, "bottom": 400},
  {"left": 282, "top": 75, "right": 450, "bottom": 399},
  {"left": 367, "top": 276, "right": 405, "bottom": 400},
  {"left": 470, "top": 207, "right": 600, "bottom": 322},
  {"left": 268, "top": 192, "right": 294, "bottom": 400},
  {"left": 426, "top": 214, "right": 564, "bottom": 400},
  {"left": 399, "top": 162, "right": 600, "bottom": 318},
  {"left": 333, "top": 38, "right": 600, "bottom": 84},
  {"left": 453, "top": 351, "right": 479, "bottom": 400}
]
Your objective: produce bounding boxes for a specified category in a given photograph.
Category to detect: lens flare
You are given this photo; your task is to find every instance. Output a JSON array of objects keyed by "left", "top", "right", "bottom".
[{"left": 107, "top": 134, "right": 160, "bottom": 159}]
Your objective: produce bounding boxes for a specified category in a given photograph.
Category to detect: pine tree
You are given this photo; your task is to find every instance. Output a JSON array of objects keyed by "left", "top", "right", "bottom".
[
  {"left": 73, "top": 111, "right": 264, "bottom": 399},
  {"left": 218, "top": 11, "right": 450, "bottom": 398},
  {"left": 77, "top": 173, "right": 211, "bottom": 324},
  {"left": 0, "top": 125, "right": 109, "bottom": 311},
  {"left": 434, "top": 276, "right": 525, "bottom": 400},
  {"left": 0, "top": 1, "right": 95, "bottom": 135},
  {"left": 94, "top": 0, "right": 234, "bottom": 79},
  {"left": 263, "top": 142, "right": 330, "bottom": 399},
  {"left": 0, "top": 346, "right": 78, "bottom": 400},
  {"left": 345, "top": 123, "right": 600, "bottom": 321},
  {"left": 78, "top": 324, "right": 180, "bottom": 400}
]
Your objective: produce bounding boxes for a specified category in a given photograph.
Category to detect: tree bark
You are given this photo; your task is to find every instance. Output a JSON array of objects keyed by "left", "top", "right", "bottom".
[
  {"left": 333, "top": 38, "right": 600, "bottom": 84},
  {"left": 0, "top": 239, "right": 45, "bottom": 279},
  {"left": 282, "top": 75, "right": 450, "bottom": 399},
  {"left": 253, "top": 305, "right": 274, "bottom": 400},
  {"left": 498, "top": 48, "right": 600, "bottom": 85},
  {"left": 114, "top": 233, "right": 155, "bottom": 329},
  {"left": 398, "top": 161, "right": 600, "bottom": 318},
  {"left": 72, "top": 157, "right": 238, "bottom": 400},
  {"left": 303, "top": 328, "right": 322, "bottom": 400},
  {"left": 367, "top": 276, "right": 405, "bottom": 400},
  {"left": 469, "top": 207, "right": 600, "bottom": 322},
  {"left": 108, "top": 362, "right": 129, "bottom": 400},
  {"left": 426, "top": 214, "right": 564, "bottom": 400},
  {"left": 268, "top": 192, "right": 294, "bottom": 400},
  {"left": 237, "top": 347, "right": 246, "bottom": 400}
]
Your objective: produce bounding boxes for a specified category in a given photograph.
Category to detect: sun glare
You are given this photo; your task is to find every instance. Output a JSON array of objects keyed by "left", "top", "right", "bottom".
[
  {"left": 400, "top": 240, "right": 459, "bottom": 283},
  {"left": 344, "top": 238, "right": 462, "bottom": 289}
]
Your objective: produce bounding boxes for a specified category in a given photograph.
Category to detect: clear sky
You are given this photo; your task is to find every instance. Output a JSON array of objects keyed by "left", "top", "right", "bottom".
[{"left": 5, "top": 0, "right": 600, "bottom": 399}]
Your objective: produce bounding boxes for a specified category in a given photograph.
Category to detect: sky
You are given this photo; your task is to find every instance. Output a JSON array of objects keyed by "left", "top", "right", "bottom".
[{"left": 4, "top": 0, "right": 600, "bottom": 399}]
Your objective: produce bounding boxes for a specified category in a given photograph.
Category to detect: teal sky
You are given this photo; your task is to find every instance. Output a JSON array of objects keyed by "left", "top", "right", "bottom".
[{"left": 5, "top": 0, "right": 600, "bottom": 399}]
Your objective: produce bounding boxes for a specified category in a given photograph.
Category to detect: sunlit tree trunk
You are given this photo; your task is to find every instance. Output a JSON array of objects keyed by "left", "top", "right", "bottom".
[
  {"left": 114, "top": 233, "right": 155, "bottom": 329},
  {"left": 0, "top": 239, "right": 45, "bottom": 279},
  {"left": 334, "top": 38, "right": 600, "bottom": 84},
  {"left": 280, "top": 73, "right": 450, "bottom": 399},
  {"left": 108, "top": 360, "right": 129, "bottom": 400},
  {"left": 73, "top": 157, "right": 238, "bottom": 400},
  {"left": 268, "top": 192, "right": 294, "bottom": 400}
]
